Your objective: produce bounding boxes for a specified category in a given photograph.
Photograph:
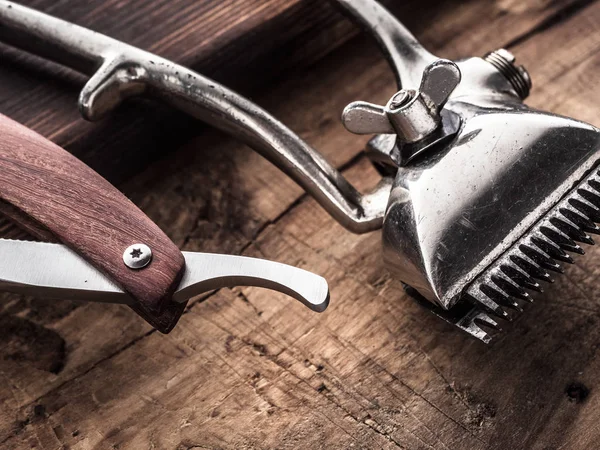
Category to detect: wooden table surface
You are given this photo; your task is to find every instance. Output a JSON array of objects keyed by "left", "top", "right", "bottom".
[{"left": 1, "top": 0, "right": 600, "bottom": 448}]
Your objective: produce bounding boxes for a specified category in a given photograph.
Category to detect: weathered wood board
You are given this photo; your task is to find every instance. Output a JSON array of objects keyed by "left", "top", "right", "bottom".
[{"left": 1, "top": 0, "right": 600, "bottom": 448}]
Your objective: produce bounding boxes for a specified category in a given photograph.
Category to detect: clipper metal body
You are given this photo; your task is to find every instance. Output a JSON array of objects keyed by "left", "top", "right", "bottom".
[{"left": 2, "top": 0, "right": 599, "bottom": 342}]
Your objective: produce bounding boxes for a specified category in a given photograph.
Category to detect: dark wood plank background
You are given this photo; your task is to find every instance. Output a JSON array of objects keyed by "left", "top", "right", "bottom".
[{"left": 1, "top": 0, "right": 600, "bottom": 448}]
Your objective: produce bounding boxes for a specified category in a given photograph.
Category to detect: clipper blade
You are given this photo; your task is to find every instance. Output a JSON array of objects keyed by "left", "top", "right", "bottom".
[
  {"left": 407, "top": 165, "right": 600, "bottom": 344},
  {"left": 461, "top": 167, "right": 600, "bottom": 342}
]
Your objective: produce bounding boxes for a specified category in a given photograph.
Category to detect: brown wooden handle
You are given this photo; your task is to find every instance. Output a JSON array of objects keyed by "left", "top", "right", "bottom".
[{"left": 0, "top": 113, "right": 186, "bottom": 332}]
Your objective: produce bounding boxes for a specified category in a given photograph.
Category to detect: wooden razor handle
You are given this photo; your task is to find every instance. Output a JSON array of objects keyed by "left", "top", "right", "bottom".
[{"left": 0, "top": 113, "right": 186, "bottom": 332}]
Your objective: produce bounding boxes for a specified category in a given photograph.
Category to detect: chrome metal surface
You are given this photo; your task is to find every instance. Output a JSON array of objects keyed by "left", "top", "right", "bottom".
[
  {"left": 342, "top": 59, "right": 462, "bottom": 165},
  {"left": 483, "top": 49, "right": 531, "bottom": 100},
  {"left": 403, "top": 284, "right": 500, "bottom": 345},
  {"left": 367, "top": 45, "right": 600, "bottom": 323},
  {"left": 386, "top": 88, "right": 439, "bottom": 144},
  {"left": 349, "top": 2, "right": 600, "bottom": 341},
  {"left": 464, "top": 168, "right": 600, "bottom": 320},
  {"left": 336, "top": 0, "right": 600, "bottom": 341},
  {"left": 177, "top": 252, "right": 329, "bottom": 312},
  {"left": 382, "top": 108, "right": 600, "bottom": 306},
  {"left": 0, "top": 239, "right": 330, "bottom": 312},
  {"left": 123, "top": 243, "right": 152, "bottom": 269},
  {"left": 342, "top": 60, "right": 460, "bottom": 138},
  {"left": 0, "top": 0, "right": 392, "bottom": 234}
]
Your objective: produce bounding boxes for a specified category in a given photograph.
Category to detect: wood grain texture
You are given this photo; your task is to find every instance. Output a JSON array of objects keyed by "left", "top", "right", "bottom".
[
  {"left": 0, "top": 113, "right": 186, "bottom": 332},
  {"left": 1, "top": 0, "right": 600, "bottom": 448}
]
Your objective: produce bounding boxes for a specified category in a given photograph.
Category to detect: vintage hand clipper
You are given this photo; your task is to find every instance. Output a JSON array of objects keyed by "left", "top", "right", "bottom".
[{"left": 2, "top": 0, "right": 599, "bottom": 342}]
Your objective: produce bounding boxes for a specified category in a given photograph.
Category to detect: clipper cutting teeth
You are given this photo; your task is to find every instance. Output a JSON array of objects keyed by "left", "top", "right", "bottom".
[{"left": 462, "top": 167, "right": 600, "bottom": 342}]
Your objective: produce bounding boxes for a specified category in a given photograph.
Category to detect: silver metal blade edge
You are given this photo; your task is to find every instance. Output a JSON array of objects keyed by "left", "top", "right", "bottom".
[{"left": 0, "top": 239, "right": 330, "bottom": 312}]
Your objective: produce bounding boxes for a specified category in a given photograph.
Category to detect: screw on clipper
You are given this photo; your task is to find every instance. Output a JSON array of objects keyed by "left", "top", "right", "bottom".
[
  {"left": 341, "top": 59, "right": 462, "bottom": 166},
  {"left": 484, "top": 49, "right": 531, "bottom": 100}
]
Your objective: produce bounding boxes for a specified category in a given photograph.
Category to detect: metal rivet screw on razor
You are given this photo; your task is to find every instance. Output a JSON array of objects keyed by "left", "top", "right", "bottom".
[
  {"left": 2, "top": 0, "right": 599, "bottom": 343},
  {"left": 123, "top": 243, "right": 152, "bottom": 270}
]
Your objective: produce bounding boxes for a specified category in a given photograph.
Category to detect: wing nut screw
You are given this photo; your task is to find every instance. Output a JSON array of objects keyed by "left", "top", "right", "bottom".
[{"left": 341, "top": 59, "right": 462, "bottom": 166}]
